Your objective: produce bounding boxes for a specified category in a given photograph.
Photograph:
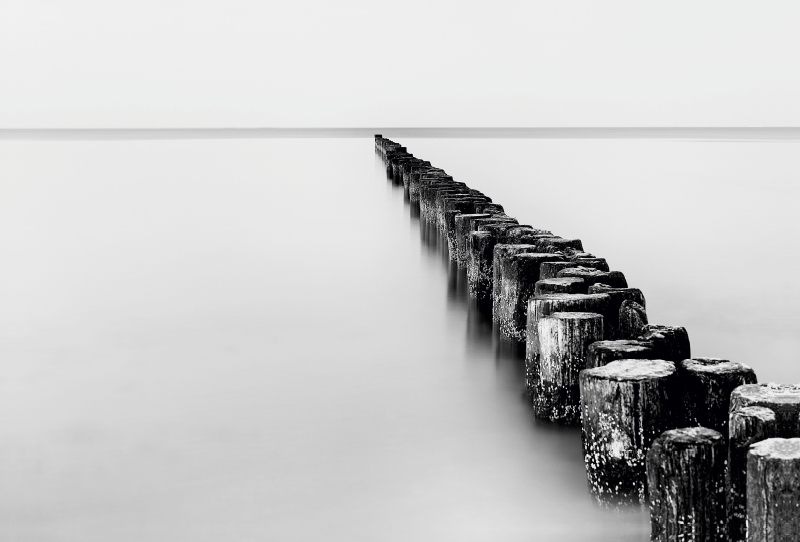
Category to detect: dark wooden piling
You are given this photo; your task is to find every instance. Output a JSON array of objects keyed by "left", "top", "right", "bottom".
[
  {"left": 534, "top": 277, "right": 587, "bottom": 295},
  {"left": 728, "top": 406, "right": 777, "bottom": 542},
  {"left": 477, "top": 202, "right": 505, "bottom": 214},
  {"left": 747, "top": 438, "right": 800, "bottom": 542},
  {"left": 466, "top": 231, "right": 500, "bottom": 304},
  {"left": 491, "top": 243, "right": 540, "bottom": 320},
  {"left": 588, "top": 284, "right": 647, "bottom": 340},
  {"left": 638, "top": 324, "right": 690, "bottom": 363},
  {"left": 540, "top": 259, "right": 609, "bottom": 280},
  {"left": 646, "top": 427, "right": 727, "bottom": 542},
  {"left": 535, "top": 237, "right": 584, "bottom": 253},
  {"left": 496, "top": 253, "right": 565, "bottom": 341},
  {"left": 580, "top": 359, "right": 679, "bottom": 506},
  {"left": 557, "top": 267, "right": 628, "bottom": 289},
  {"left": 526, "top": 293, "right": 611, "bottom": 399},
  {"left": 573, "top": 257, "right": 610, "bottom": 271},
  {"left": 729, "top": 383, "right": 800, "bottom": 437},
  {"left": 536, "top": 312, "right": 604, "bottom": 424},
  {"left": 678, "top": 358, "right": 757, "bottom": 435},
  {"left": 586, "top": 339, "right": 656, "bottom": 369},
  {"left": 618, "top": 300, "right": 648, "bottom": 340},
  {"left": 454, "top": 213, "right": 491, "bottom": 266}
]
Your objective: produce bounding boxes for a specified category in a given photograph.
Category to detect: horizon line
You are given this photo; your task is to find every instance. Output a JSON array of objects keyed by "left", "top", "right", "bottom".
[{"left": 3, "top": 127, "right": 800, "bottom": 141}]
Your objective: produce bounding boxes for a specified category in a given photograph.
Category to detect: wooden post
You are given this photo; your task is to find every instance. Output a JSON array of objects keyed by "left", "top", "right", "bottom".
[
  {"left": 492, "top": 244, "right": 540, "bottom": 320},
  {"left": 557, "top": 267, "right": 628, "bottom": 289},
  {"left": 477, "top": 203, "right": 505, "bottom": 214},
  {"left": 747, "top": 438, "right": 800, "bottom": 542},
  {"left": 588, "top": 284, "right": 647, "bottom": 340},
  {"left": 466, "top": 231, "right": 499, "bottom": 304},
  {"left": 586, "top": 339, "right": 656, "bottom": 369},
  {"left": 579, "top": 359, "right": 679, "bottom": 506},
  {"left": 536, "top": 312, "right": 604, "bottom": 424},
  {"left": 678, "top": 358, "right": 757, "bottom": 435},
  {"left": 505, "top": 227, "right": 552, "bottom": 244},
  {"left": 534, "top": 277, "right": 588, "bottom": 295},
  {"left": 573, "top": 257, "right": 610, "bottom": 271},
  {"left": 525, "top": 293, "right": 611, "bottom": 399},
  {"left": 535, "top": 237, "right": 584, "bottom": 253},
  {"left": 496, "top": 253, "right": 564, "bottom": 341},
  {"left": 454, "top": 213, "right": 491, "bottom": 266},
  {"left": 646, "top": 427, "right": 726, "bottom": 542},
  {"left": 728, "top": 406, "right": 777, "bottom": 542},
  {"left": 540, "top": 260, "right": 609, "bottom": 280},
  {"left": 729, "top": 383, "right": 800, "bottom": 437},
  {"left": 638, "top": 324, "right": 690, "bottom": 363},
  {"left": 618, "top": 300, "right": 648, "bottom": 340}
]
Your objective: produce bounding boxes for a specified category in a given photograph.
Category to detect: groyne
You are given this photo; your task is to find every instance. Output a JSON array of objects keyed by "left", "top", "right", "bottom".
[{"left": 376, "top": 135, "right": 800, "bottom": 541}]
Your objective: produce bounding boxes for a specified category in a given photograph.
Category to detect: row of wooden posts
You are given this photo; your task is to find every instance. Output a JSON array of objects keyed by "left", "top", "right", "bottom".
[{"left": 376, "top": 135, "right": 800, "bottom": 542}]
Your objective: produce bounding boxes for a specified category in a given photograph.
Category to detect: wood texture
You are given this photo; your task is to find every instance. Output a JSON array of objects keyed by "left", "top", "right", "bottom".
[
  {"left": 678, "top": 358, "right": 757, "bottom": 435},
  {"left": 534, "top": 277, "right": 588, "bottom": 296},
  {"left": 618, "top": 300, "right": 648, "bottom": 340},
  {"left": 494, "top": 251, "right": 563, "bottom": 340},
  {"left": 454, "top": 213, "right": 491, "bottom": 266},
  {"left": 747, "top": 438, "right": 800, "bottom": 542},
  {"left": 588, "top": 284, "right": 647, "bottom": 340},
  {"left": 557, "top": 266, "right": 628, "bottom": 289},
  {"left": 536, "top": 312, "right": 604, "bottom": 423},
  {"left": 586, "top": 339, "right": 656, "bottom": 369},
  {"left": 525, "top": 293, "right": 611, "bottom": 399},
  {"left": 647, "top": 427, "right": 726, "bottom": 542},
  {"left": 729, "top": 383, "right": 800, "bottom": 438},
  {"left": 728, "top": 406, "right": 777, "bottom": 542},
  {"left": 580, "top": 359, "right": 679, "bottom": 506},
  {"left": 638, "top": 324, "right": 691, "bottom": 363}
]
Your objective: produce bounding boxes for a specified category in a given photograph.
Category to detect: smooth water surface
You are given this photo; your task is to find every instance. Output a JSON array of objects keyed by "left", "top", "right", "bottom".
[{"left": 1, "top": 137, "right": 799, "bottom": 541}]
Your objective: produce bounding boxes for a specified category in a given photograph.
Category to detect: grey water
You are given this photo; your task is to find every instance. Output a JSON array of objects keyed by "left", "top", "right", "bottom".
[{"left": 1, "top": 135, "right": 799, "bottom": 541}]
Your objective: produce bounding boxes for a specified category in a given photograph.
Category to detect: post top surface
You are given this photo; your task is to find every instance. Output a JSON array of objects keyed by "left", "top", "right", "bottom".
[
  {"left": 749, "top": 438, "right": 800, "bottom": 459},
  {"left": 732, "top": 382, "right": 800, "bottom": 403},
  {"left": 582, "top": 359, "right": 676, "bottom": 381},
  {"left": 657, "top": 426, "right": 724, "bottom": 446},
  {"left": 681, "top": 358, "right": 754, "bottom": 375},
  {"left": 548, "top": 311, "right": 604, "bottom": 321}
]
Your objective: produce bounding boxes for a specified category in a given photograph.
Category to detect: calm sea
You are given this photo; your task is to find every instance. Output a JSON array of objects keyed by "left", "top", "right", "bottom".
[{"left": 1, "top": 133, "right": 799, "bottom": 541}]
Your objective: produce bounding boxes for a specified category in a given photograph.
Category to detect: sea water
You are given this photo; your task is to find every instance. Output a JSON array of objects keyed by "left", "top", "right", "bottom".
[{"left": 1, "top": 135, "right": 798, "bottom": 541}]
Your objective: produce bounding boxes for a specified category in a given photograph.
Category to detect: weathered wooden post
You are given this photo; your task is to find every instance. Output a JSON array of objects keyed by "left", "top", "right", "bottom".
[
  {"left": 534, "top": 277, "right": 587, "bottom": 295},
  {"left": 585, "top": 339, "right": 656, "bottom": 369},
  {"left": 466, "top": 231, "right": 499, "bottom": 304},
  {"left": 491, "top": 244, "right": 539, "bottom": 319},
  {"left": 495, "top": 252, "right": 564, "bottom": 341},
  {"left": 535, "top": 237, "right": 584, "bottom": 253},
  {"left": 747, "top": 438, "right": 800, "bottom": 542},
  {"left": 540, "top": 259, "right": 609, "bottom": 280},
  {"left": 618, "top": 299, "right": 648, "bottom": 340},
  {"left": 525, "top": 293, "right": 611, "bottom": 400},
  {"left": 678, "top": 358, "right": 757, "bottom": 435},
  {"left": 580, "top": 359, "right": 679, "bottom": 506},
  {"left": 454, "top": 213, "right": 491, "bottom": 266},
  {"left": 646, "top": 427, "right": 727, "bottom": 542},
  {"left": 557, "top": 267, "right": 628, "bottom": 289},
  {"left": 588, "top": 284, "right": 647, "bottom": 340},
  {"left": 638, "top": 324, "right": 690, "bottom": 363},
  {"left": 536, "top": 312, "right": 604, "bottom": 423},
  {"left": 729, "top": 383, "right": 800, "bottom": 437},
  {"left": 466, "top": 219, "right": 520, "bottom": 303},
  {"left": 728, "top": 406, "right": 777, "bottom": 542}
]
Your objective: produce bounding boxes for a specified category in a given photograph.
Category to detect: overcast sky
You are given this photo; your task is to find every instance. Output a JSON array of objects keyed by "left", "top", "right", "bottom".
[{"left": 2, "top": 1, "right": 800, "bottom": 128}]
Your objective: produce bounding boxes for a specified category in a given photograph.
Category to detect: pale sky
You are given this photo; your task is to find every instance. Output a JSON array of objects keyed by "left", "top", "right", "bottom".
[{"left": 2, "top": 1, "right": 800, "bottom": 128}]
